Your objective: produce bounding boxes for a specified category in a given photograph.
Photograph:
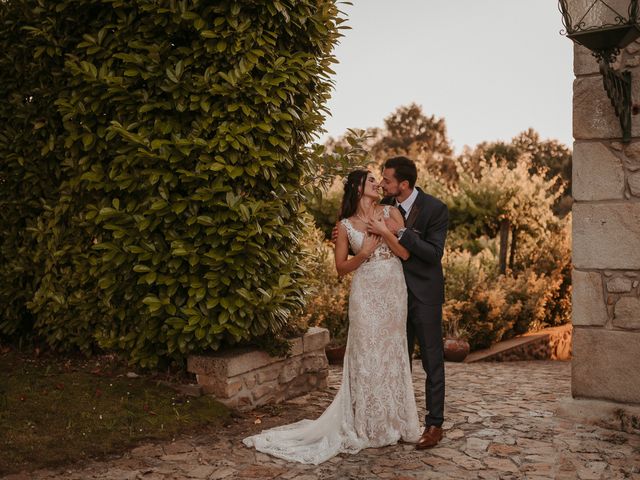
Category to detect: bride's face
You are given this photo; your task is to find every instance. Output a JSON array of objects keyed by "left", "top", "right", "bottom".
[{"left": 360, "top": 173, "right": 380, "bottom": 199}]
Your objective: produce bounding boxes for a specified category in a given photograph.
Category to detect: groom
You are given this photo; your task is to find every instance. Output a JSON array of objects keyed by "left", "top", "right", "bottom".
[{"left": 373, "top": 156, "right": 449, "bottom": 450}]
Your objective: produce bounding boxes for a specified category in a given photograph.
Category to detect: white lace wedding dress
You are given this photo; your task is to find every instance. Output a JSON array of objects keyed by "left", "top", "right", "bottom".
[{"left": 243, "top": 206, "right": 421, "bottom": 464}]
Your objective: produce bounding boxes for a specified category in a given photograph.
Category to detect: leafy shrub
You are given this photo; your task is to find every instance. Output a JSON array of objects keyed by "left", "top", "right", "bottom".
[
  {"left": 442, "top": 244, "right": 570, "bottom": 351},
  {"left": 436, "top": 154, "right": 571, "bottom": 349},
  {"left": 0, "top": 0, "right": 71, "bottom": 338},
  {"left": 298, "top": 223, "right": 350, "bottom": 347},
  {"left": 1, "top": 0, "right": 363, "bottom": 367},
  {"left": 501, "top": 269, "right": 553, "bottom": 336},
  {"left": 538, "top": 217, "right": 573, "bottom": 328},
  {"left": 307, "top": 189, "right": 342, "bottom": 240}
]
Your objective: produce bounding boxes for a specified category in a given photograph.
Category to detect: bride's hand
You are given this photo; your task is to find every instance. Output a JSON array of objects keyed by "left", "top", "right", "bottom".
[
  {"left": 360, "top": 233, "right": 381, "bottom": 256},
  {"left": 367, "top": 214, "right": 388, "bottom": 236}
]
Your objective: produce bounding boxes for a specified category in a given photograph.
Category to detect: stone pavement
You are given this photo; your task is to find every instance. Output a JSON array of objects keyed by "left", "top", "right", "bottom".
[{"left": 6, "top": 361, "right": 640, "bottom": 480}]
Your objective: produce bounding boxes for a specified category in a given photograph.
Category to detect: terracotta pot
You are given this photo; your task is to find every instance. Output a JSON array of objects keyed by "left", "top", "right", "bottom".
[
  {"left": 325, "top": 345, "right": 346, "bottom": 365},
  {"left": 443, "top": 337, "right": 470, "bottom": 362}
]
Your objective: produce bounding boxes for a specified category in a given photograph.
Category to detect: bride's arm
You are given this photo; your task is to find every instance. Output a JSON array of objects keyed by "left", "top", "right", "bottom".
[
  {"left": 368, "top": 207, "right": 410, "bottom": 261},
  {"left": 335, "top": 222, "right": 380, "bottom": 276}
]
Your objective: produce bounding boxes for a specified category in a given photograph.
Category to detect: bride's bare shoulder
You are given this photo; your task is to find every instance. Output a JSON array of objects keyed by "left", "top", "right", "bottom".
[{"left": 338, "top": 217, "right": 355, "bottom": 231}]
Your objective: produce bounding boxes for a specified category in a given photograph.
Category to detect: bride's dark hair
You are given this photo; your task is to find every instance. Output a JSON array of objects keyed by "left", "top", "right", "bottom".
[{"left": 338, "top": 170, "right": 369, "bottom": 220}]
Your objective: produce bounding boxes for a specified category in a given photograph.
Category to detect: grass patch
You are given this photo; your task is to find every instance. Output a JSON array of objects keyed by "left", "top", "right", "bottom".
[{"left": 0, "top": 347, "right": 230, "bottom": 475}]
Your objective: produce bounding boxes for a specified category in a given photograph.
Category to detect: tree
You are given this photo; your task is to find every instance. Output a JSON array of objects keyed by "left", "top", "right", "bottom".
[
  {"left": 447, "top": 156, "right": 565, "bottom": 274},
  {"left": 371, "top": 103, "right": 457, "bottom": 182},
  {"left": 324, "top": 103, "right": 457, "bottom": 183},
  {"left": 458, "top": 129, "right": 572, "bottom": 215},
  {"left": 512, "top": 129, "right": 572, "bottom": 188}
]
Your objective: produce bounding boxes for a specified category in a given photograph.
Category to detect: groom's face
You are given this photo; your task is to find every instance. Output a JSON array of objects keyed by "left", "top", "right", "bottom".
[{"left": 381, "top": 168, "right": 405, "bottom": 198}]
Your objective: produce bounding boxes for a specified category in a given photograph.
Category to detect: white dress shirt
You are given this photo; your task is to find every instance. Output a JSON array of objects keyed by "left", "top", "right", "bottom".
[
  {"left": 395, "top": 188, "right": 418, "bottom": 240},
  {"left": 396, "top": 188, "right": 419, "bottom": 219}
]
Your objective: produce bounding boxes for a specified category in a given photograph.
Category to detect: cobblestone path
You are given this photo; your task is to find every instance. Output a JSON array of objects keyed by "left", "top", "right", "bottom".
[{"left": 5, "top": 361, "right": 640, "bottom": 480}]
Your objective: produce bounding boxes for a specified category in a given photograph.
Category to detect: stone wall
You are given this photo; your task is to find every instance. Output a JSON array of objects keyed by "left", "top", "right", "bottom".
[
  {"left": 187, "top": 327, "right": 330, "bottom": 411},
  {"left": 484, "top": 324, "right": 572, "bottom": 362},
  {"left": 572, "top": 42, "right": 640, "bottom": 405}
]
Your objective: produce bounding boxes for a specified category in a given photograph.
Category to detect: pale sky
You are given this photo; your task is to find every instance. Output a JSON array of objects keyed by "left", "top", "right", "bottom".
[{"left": 320, "top": 0, "right": 574, "bottom": 153}]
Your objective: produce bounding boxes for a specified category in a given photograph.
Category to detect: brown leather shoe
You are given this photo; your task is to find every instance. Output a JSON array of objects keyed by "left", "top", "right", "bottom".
[{"left": 416, "top": 425, "right": 443, "bottom": 450}]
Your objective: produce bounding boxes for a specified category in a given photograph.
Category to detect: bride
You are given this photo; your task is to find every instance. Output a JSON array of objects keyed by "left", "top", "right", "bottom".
[{"left": 242, "top": 169, "right": 421, "bottom": 464}]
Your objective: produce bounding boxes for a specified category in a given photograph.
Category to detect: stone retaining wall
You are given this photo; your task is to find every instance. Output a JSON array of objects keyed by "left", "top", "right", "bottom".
[
  {"left": 483, "top": 324, "right": 572, "bottom": 362},
  {"left": 187, "top": 327, "right": 330, "bottom": 411},
  {"left": 465, "top": 324, "right": 572, "bottom": 363}
]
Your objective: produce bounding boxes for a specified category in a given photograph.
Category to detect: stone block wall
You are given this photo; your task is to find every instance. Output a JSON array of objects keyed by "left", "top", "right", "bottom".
[
  {"left": 187, "top": 327, "right": 330, "bottom": 411},
  {"left": 572, "top": 43, "right": 640, "bottom": 405}
]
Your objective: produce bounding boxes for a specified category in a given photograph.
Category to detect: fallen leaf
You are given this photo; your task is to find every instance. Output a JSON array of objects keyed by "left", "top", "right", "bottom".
[{"left": 254, "top": 418, "right": 262, "bottom": 424}]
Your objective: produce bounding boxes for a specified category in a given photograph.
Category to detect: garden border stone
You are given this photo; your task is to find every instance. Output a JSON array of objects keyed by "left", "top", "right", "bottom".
[{"left": 187, "top": 327, "right": 330, "bottom": 410}]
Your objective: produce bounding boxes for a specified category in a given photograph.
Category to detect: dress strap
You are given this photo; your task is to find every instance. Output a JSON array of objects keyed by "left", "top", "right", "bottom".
[
  {"left": 383, "top": 205, "right": 391, "bottom": 218},
  {"left": 340, "top": 217, "right": 353, "bottom": 239}
]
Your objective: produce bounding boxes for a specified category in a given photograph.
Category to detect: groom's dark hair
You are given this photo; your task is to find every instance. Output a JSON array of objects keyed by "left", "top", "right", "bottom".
[{"left": 384, "top": 156, "right": 417, "bottom": 188}]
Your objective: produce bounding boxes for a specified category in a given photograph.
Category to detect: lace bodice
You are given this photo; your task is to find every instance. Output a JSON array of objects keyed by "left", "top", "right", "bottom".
[{"left": 340, "top": 205, "right": 395, "bottom": 263}]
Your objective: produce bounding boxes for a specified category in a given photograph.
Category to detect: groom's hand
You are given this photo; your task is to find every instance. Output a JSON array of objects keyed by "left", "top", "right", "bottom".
[
  {"left": 331, "top": 223, "right": 339, "bottom": 246},
  {"left": 384, "top": 217, "right": 402, "bottom": 236}
]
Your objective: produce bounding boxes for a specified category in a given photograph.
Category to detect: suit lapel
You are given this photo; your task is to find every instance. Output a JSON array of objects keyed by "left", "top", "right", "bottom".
[{"left": 405, "top": 189, "right": 425, "bottom": 228}]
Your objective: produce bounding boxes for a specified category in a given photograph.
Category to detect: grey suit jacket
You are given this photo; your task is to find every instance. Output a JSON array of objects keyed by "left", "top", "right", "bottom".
[{"left": 382, "top": 188, "right": 448, "bottom": 305}]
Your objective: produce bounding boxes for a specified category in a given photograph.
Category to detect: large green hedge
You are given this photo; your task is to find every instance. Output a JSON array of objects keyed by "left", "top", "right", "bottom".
[{"left": 0, "top": 0, "right": 358, "bottom": 366}]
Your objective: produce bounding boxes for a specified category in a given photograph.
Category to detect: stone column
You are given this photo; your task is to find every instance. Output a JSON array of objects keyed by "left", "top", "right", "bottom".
[{"left": 572, "top": 42, "right": 640, "bottom": 405}]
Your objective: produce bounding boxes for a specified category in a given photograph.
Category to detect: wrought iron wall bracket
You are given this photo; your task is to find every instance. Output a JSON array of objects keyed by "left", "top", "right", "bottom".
[{"left": 598, "top": 59, "right": 632, "bottom": 142}]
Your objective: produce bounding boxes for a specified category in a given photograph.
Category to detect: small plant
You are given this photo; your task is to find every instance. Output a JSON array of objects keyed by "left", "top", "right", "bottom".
[{"left": 442, "top": 306, "right": 470, "bottom": 340}]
